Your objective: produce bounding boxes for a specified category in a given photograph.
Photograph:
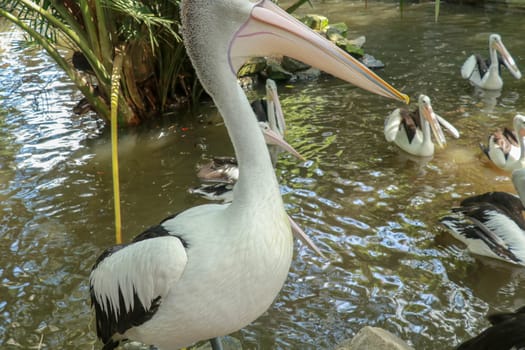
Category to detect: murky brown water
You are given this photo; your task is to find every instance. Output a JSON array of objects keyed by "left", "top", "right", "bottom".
[{"left": 2, "top": 2, "right": 525, "bottom": 349}]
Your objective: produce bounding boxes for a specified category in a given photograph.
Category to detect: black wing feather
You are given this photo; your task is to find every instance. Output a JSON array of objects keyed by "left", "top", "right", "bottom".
[
  {"left": 457, "top": 306, "right": 525, "bottom": 350},
  {"left": 91, "top": 217, "right": 188, "bottom": 349}
]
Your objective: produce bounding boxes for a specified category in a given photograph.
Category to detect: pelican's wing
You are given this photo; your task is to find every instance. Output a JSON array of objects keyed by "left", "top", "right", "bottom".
[
  {"left": 189, "top": 183, "right": 235, "bottom": 203},
  {"left": 384, "top": 108, "right": 403, "bottom": 142},
  {"left": 487, "top": 132, "right": 512, "bottom": 168},
  {"left": 441, "top": 192, "right": 525, "bottom": 264},
  {"left": 90, "top": 227, "right": 188, "bottom": 347},
  {"left": 461, "top": 54, "right": 478, "bottom": 79},
  {"left": 197, "top": 157, "right": 239, "bottom": 183}
]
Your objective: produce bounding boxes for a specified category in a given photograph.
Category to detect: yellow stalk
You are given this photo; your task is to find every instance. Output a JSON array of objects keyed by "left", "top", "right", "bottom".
[{"left": 111, "top": 46, "right": 125, "bottom": 244}]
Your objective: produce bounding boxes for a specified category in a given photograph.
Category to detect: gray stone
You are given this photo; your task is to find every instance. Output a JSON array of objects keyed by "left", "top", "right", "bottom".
[
  {"left": 326, "top": 29, "right": 346, "bottom": 44},
  {"left": 281, "top": 56, "right": 311, "bottom": 72},
  {"left": 360, "top": 54, "right": 385, "bottom": 69},
  {"left": 300, "top": 14, "right": 329, "bottom": 31},
  {"left": 335, "top": 38, "right": 364, "bottom": 58},
  {"left": 265, "top": 61, "right": 294, "bottom": 81},
  {"left": 294, "top": 67, "right": 321, "bottom": 81},
  {"left": 348, "top": 36, "right": 366, "bottom": 49},
  {"left": 325, "top": 22, "right": 349, "bottom": 37},
  {"left": 335, "top": 326, "right": 414, "bottom": 350},
  {"left": 237, "top": 57, "right": 267, "bottom": 77}
]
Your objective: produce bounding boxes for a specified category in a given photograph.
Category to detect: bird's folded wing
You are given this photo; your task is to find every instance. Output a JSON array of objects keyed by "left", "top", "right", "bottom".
[
  {"left": 461, "top": 55, "right": 477, "bottom": 79},
  {"left": 90, "top": 235, "right": 188, "bottom": 343}
]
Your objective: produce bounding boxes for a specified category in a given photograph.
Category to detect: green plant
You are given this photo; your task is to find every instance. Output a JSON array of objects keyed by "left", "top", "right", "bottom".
[{"left": 0, "top": 0, "right": 193, "bottom": 125}]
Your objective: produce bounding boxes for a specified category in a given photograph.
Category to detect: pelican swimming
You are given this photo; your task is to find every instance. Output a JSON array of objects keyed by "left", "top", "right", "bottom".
[
  {"left": 384, "top": 94, "right": 459, "bottom": 157},
  {"left": 440, "top": 168, "right": 525, "bottom": 266},
  {"left": 480, "top": 114, "right": 525, "bottom": 172},
  {"left": 456, "top": 306, "right": 525, "bottom": 349},
  {"left": 461, "top": 33, "right": 522, "bottom": 90},
  {"left": 89, "top": 1, "right": 408, "bottom": 349}
]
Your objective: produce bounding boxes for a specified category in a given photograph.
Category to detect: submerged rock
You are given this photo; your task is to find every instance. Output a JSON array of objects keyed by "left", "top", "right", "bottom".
[
  {"left": 360, "top": 53, "right": 385, "bottom": 69},
  {"left": 281, "top": 56, "right": 311, "bottom": 73},
  {"left": 238, "top": 57, "right": 267, "bottom": 77},
  {"left": 265, "top": 61, "right": 294, "bottom": 81},
  {"left": 326, "top": 22, "right": 349, "bottom": 37},
  {"left": 336, "top": 326, "right": 414, "bottom": 350}
]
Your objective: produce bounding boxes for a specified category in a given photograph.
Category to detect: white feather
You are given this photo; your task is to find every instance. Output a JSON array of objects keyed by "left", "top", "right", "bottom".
[{"left": 461, "top": 54, "right": 477, "bottom": 79}]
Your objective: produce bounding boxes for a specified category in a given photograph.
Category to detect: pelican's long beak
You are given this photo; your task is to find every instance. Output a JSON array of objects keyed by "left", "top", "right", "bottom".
[
  {"left": 436, "top": 114, "right": 460, "bottom": 139},
  {"left": 288, "top": 215, "right": 325, "bottom": 258},
  {"left": 230, "top": 0, "right": 409, "bottom": 104},
  {"left": 494, "top": 38, "right": 522, "bottom": 80},
  {"left": 265, "top": 79, "right": 286, "bottom": 135},
  {"left": 421, "top": 104, "right": 447, "bottom": 148},
  {"left": 261, "top": 124, "right": 305, "bottom": 160}
]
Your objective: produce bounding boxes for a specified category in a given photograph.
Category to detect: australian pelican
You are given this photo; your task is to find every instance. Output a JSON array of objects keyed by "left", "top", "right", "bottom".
[
  {"left": 440, "top": 168, "right": 525, "bottom": 266},
  {"left": 384, "top": 94, "right": 459, "bottom": 157},
  {"left": 89, "top": 1, "right": 408, "bottom": 349},
  {"left": 461, "top": 33, "right": 521, "bottom": 90},
  {"left": 480, "top": 114, "right": 525, "bottom": 172},
  {"left": 456, "top": 305, "right": 525, "bottom": 349}
]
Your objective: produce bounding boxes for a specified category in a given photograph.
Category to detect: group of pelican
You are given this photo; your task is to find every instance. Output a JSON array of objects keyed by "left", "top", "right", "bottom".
[
  {"left": 439, "top": 34, "right": 525, "bottom": 350},
  {"left": 85, "top": 1, "right": 524, "bottom": 349},
  {"left": 437, "top": 33, "right": 525, "bottom": 269},
  {"left": 381, "top": 31, "right": 525, "bottom": 277}
]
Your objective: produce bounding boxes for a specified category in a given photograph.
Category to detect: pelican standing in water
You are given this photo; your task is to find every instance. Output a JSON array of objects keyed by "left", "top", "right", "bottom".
[
  {"left": 89, "top": 1, "right": 408, "bottom": 349},
  {"left": 461, "top": 33, "right": 521, "bottom": 90},
  {"left": 384, "top": 94, "right": 459, "bottom": 157},
  {"left": 440, "top": 168, "right": 525, "bottom": 266},
  {"left": 480, "top": 114, "right": 525, "bottom": 172}
]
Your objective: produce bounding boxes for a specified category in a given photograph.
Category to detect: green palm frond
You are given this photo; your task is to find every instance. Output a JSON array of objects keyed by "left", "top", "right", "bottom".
[
  {"left": 286, "top": 0, "right": 313, "bottom": 14},
  {"left": 102, "top": 0, "right": 180, "bottom": 48}
]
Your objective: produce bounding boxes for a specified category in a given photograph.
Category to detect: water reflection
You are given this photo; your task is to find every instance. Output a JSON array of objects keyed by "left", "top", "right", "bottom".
[
  {"left": 1, "top": 2, "right": 525, "bottom": 350},
  {"left": 473, "top": 88, "right": 502, "bottom": 113}
]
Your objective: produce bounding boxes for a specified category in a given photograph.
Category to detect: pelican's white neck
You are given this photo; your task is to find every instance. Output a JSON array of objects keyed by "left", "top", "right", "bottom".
[
  {"left": 181, "top": 0, "right": 281, "bottom": 206},
  {"left": 514, "top": 118, "right": 525, "bottom": 163}
]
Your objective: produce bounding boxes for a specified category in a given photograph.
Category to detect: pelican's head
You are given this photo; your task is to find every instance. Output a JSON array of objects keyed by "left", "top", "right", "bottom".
[
  {"left": 513, "top": 114, "right": 525, "bottom": 136},
  {"left": 265, "top": 79, "right": 286, "bottom": 136},
  {"left": 182, "top": 0, "right": 408, "bottom": 104},
  {"left": 489, "top": 34, "right": 522, "bottom": 80},
  {"left": 259, "top": 122, "right": 304, "bottom": 161},
  {"left": 418, "top": 94, "right": 457, "bottom": 148}
]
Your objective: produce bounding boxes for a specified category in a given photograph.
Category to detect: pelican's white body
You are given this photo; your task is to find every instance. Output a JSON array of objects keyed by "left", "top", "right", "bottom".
[
  {"left": 461, "top": 34, "right": 521, "bottom": 90},
  {"left": 384, "top": 107, "right": 435, "bottom": 157},
  {"left": 461, "top": 54, "right": 503, "bottom": 90},
  {"left": 384, "top": 95, "right": 458, "bottom": 157},
  {"left": 484, "top": 114, "right": 525, "bottom": 171},
  {"left": 118, "top": 205, "right": 292, "bottom": 348},
  {"left": 443, "top": 205, "right": 525, "bottom": 265}
]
